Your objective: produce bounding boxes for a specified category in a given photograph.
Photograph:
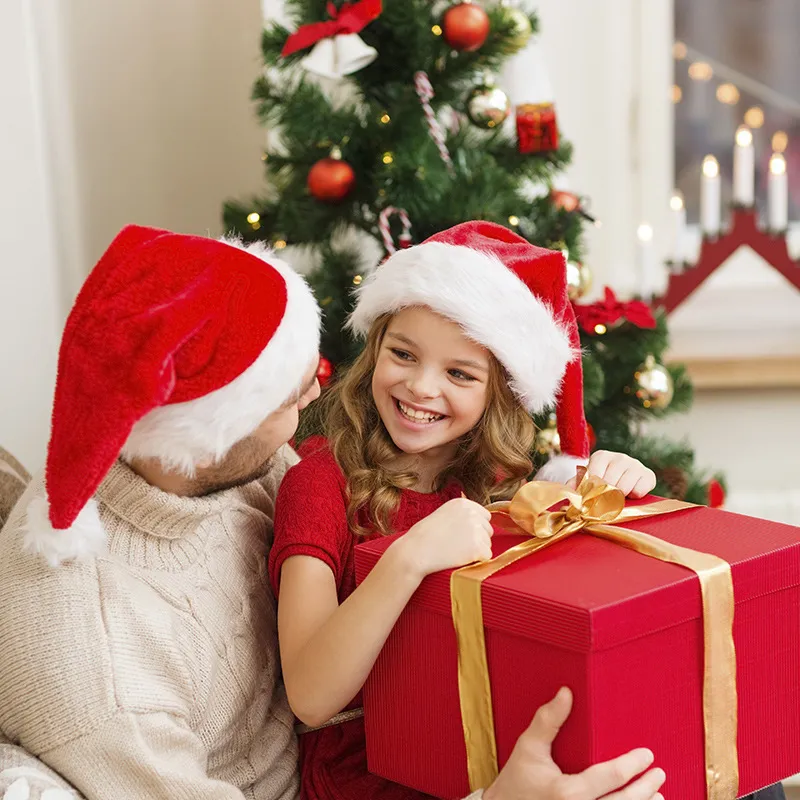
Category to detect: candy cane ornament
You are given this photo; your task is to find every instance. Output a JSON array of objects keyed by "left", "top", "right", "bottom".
[
  {"left": 378, "top": 207, "right": 413, "bottom": 255},
  {"left": 414, "top": 71, "right": 455, "bottom": 175}
]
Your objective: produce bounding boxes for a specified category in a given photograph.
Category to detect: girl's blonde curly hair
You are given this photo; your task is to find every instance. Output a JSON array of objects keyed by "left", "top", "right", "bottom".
[{"left": 318, "top": 313, "right": 536, "bottom": 535}]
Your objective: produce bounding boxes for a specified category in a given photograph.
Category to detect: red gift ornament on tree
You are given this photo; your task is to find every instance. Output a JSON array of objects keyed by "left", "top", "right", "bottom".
[
  {"left": 516, "top": 102, "right": 558, "bottom": 154},
  {"left": 502, "top": 38, "right": 559, "bottom": 153}
]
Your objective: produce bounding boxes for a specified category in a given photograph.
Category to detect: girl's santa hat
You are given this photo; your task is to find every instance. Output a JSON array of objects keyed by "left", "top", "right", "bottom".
[
  {"left": 348, "top": 220, "right": 589, "bottom": 482},
  {"left": 24, "top": 224, "right": 321, "bottom": 566}
]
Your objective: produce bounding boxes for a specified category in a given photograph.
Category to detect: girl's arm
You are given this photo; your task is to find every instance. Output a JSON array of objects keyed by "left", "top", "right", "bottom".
[{"left": 277, "top": 497, "right": 492, "bottom": 728}]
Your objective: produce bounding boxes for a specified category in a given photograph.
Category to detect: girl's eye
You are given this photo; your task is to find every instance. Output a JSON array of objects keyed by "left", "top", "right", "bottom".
[
  {"left": 390, "top": 348, "right": 414, "bottom": 361},
  {"left": 449, "top": 369, "right": 477, "bottom": 382}
]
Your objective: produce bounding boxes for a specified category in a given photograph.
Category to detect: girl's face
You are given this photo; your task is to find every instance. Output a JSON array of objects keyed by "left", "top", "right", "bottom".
[{"left": 371, "top": 307, "right": 491, "bottom": 461}]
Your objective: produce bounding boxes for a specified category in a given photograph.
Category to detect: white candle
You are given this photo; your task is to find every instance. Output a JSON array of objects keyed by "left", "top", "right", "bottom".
[
  {"left": 701, "top": 155, "right": 721, "bottom": 236},
  {"left": 637, "top": 223, "right": 655, "bottom": 301},
  {"left": 768, "top": 152, "right": 788, "bottom": 232},
  {"left": 733, "top": 125, "right": 754, "bottom": 206},
  {"left": 669, "top": 191, "right": 686, "bottom": 267}
]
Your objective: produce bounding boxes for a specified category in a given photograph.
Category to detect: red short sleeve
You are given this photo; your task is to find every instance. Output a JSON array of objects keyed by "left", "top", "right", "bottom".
[{"left": 269, "top": 446, "right": 351, "bottom": 596}]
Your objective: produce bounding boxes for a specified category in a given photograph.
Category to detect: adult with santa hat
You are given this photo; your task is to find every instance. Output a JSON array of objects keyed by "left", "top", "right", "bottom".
[{"left": 0, "top": 223, "right": 770, "bottom": 800}]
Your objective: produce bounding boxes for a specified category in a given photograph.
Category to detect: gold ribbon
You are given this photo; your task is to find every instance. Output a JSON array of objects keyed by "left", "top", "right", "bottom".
[{"left": 450, "top": 469, "right": 738, "bottom": 799}]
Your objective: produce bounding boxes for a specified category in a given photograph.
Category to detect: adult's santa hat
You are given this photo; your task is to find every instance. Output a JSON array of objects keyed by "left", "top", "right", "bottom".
[
  {"left": 348, "top": 220, "right": 589, "bottom": 481},
  {"left": 24, "top": 224, "right": 321, "bottom": 566}
]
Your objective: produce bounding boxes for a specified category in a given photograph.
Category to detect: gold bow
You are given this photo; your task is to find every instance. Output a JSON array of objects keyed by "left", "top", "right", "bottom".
[{"left": 450, "top": 468, "right": 738, "bottom": 799}]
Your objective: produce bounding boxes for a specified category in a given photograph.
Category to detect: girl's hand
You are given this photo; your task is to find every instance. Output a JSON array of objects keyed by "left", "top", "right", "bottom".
[
  {"left": 568, "top": 451, "right": 657, "bottom": 499},
  {"left": 397, "top": 497, "right": 493, "bottom": 579}
]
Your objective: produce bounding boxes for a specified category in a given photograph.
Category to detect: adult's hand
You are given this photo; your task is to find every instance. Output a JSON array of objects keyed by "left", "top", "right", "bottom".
[{"left": 483, "top": 688, "right": 665, "bottom": 800}]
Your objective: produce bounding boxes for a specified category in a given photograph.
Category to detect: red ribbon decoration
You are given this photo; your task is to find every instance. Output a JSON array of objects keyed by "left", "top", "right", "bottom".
[
  {"left": 573, "top": 287, "right": 657, "bottom": 334},
  {"left": 281, "top": 0, "right": 382, "bottom": 57}
]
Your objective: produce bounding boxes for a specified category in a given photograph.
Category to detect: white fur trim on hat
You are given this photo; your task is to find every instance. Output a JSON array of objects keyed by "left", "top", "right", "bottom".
[
  {"left": 533, "top": 454, "right": 589, "bottom": 485},
  {"left": 23, "top": 495, "right": 107, "bottom": 567},
  {"left": 348, "top": 241, "right": 575, "bottom": 413},
  {"left": 121, "top": 240, "right": 321, "bottom": 475}
]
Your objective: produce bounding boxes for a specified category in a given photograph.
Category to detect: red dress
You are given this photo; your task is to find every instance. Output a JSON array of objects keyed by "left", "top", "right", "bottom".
[{"left": 269, "top": 439, "right": 461, "bottom": 800}]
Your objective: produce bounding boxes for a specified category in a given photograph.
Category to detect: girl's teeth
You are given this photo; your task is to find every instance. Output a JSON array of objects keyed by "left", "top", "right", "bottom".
[{"left": 398, "top": 401, "right": 442, "bottom": 422}]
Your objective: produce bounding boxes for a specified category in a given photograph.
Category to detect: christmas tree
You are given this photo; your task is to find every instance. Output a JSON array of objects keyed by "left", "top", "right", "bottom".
[{"left": 223, "top": 0, "right": 723, "bottom": 505}]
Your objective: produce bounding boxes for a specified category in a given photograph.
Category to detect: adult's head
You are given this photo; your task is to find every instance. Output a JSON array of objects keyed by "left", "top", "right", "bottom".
[{"left": 25, "top": 224, "right": 321, "bottom": 565}]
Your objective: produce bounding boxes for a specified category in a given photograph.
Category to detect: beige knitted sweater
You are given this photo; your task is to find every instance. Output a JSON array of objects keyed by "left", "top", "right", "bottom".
[{"left": 0, "top": 447, "right": 301, "bottom": 800}]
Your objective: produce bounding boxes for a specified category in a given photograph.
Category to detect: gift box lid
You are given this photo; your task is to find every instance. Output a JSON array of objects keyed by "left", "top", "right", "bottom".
[{"left": 355, "top": 502, "right": 800, "bottom": 652}]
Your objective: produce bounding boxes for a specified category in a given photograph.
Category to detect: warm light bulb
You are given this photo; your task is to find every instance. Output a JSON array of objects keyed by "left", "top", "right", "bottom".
[
  {"left": 380, "top": 113, "right": 391, "bottom": 124},
  {"left": 744, "top": 106, "right": 764, "bottom": 129},
  {"left": 716, "top": 84, "right": 740, "bottom": 105},
  {"left": 594, "top": 324, "right": 607, "bottom": 335},
  {"left": 772, "top": 131, "right": 789, "bottom": 153},
  {"left": 431, "top": 24, "right": 442, "bottom": 35},
  {"left": 673, "top": 41, "right": 687, "bottom": 60},
  {"left": 670, "top": 191, "right": 684, "bottom": 211},
  {"left": 247, "top": 212, "right": 261, "bottom": 224},
  {"left": 637, "top": 223, "right": 654, "bottom": 243},
  {"left": 353, "top": 274, "right": 363, "bottom": 285},
  {"left": 508, "top": 215, "right": 520, "bottom": 226},
  {"left": 735, "top": 125, "right": 753, "bottom": 148},
  {"left": 671, "top": 85, "right": 683, "bottom": 104},
  {"left": 769, "top": 153, "right": 787, "bottom": 176},
  {"left": 702, "top": 155, "right": 719, "bottom": 178},
  {"left": 274, "top": 239, "right": 287, "bottom": 249},
  {"left": 688, "top": 61, "right": 713, "bottom": 81}
]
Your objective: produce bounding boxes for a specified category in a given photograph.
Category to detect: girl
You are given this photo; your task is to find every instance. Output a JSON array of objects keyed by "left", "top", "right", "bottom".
[{"left": 269, "top": 221, "right": 658, "bottom": 799}]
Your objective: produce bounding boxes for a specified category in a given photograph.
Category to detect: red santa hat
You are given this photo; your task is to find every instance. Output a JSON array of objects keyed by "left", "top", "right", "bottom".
[
  {"left": 24, "top": 224, "right": 321, "bottom": 566},
  {"left": 348, "top": 220, "right": 589, "bottom": 481}
]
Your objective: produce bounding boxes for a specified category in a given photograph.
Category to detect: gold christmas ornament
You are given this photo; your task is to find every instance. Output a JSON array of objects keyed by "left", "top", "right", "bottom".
[
  {"left": 499, "top": 4, "right": 532, "bottom": 54},
  {"left": 633, "top": 355, "right": 674, "bottom": 410},
  {"left": 566, "top": 260, "right": 592, "bottom": 301},
  {"left": 466, "top": 83, "right": 512, "bottom": 129},
  {"left": 534, "top": 414, "right": 561, "bottom": 456}
]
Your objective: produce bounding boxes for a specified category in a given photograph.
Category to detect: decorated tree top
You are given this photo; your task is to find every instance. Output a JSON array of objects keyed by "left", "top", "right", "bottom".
[
  {"left": 225, "top": 0, "right": 586, "bottom": 360},
  {"left": 224, "top": 0, "right": 725, "bottom": 506}
]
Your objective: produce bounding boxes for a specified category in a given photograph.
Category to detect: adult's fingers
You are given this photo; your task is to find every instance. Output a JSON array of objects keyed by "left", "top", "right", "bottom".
[
  {"left": 600, "top": 767, "right": 665, "bottom": 800},
  {"left": 568, "top": 749, "right": 656, "bottom": 799},
  {"left": 517, "top": 687, "right": 573, "bottom": 759}
]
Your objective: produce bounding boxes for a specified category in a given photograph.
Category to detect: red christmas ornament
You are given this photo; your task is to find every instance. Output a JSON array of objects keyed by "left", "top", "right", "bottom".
[
  {"left": 442, "top": 2, "right": 490, "bottom": 52},
  {"left": 708, "top": 479, "right": 726, "bottom": 509},
  {"left": 316, "top": 356, "right": 334, "bottom": 387},
  {"left": 308, "top": 157, "right": 356, "bottom": 203},
  {"left": 550, "top": 188, "right": 599, "bottom": 226}
]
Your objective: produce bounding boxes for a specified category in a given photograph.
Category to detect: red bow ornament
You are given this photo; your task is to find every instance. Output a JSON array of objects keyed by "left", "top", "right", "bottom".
[
  {"left": 573, "top": 287, "right": 657, "bottom": 334},
  {"left": 281, "top": 0, "right": 382, "bottom": 79}
]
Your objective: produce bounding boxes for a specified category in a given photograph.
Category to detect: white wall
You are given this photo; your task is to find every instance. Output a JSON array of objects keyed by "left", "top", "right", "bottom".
[
  {"left": 0, "top": 0, "right": 62, "bottom": 471},
  {"left": 45, "top": 0, "right": 268, "bottom": 299},
  {"left": 1, "top": 0, "right": 268, "bottom": 470}
]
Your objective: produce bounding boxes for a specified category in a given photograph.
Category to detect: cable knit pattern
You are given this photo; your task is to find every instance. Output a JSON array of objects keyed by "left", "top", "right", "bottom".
[{"left": 0, "top": 447, "right": 301, "bottom": 800}]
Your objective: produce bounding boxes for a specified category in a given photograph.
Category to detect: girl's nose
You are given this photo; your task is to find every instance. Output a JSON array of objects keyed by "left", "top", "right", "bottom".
[{"left": 406, "top": 368, "right": 438, "bottom": 400}]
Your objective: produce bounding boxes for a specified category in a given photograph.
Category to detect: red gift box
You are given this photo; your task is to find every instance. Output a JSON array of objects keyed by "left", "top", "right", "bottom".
[
  {"left": 515, "top": 102, "right": 559, "bottom": 154},
  {"left": 355, "top": 501, "right": 800, "bottom": 799}
]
